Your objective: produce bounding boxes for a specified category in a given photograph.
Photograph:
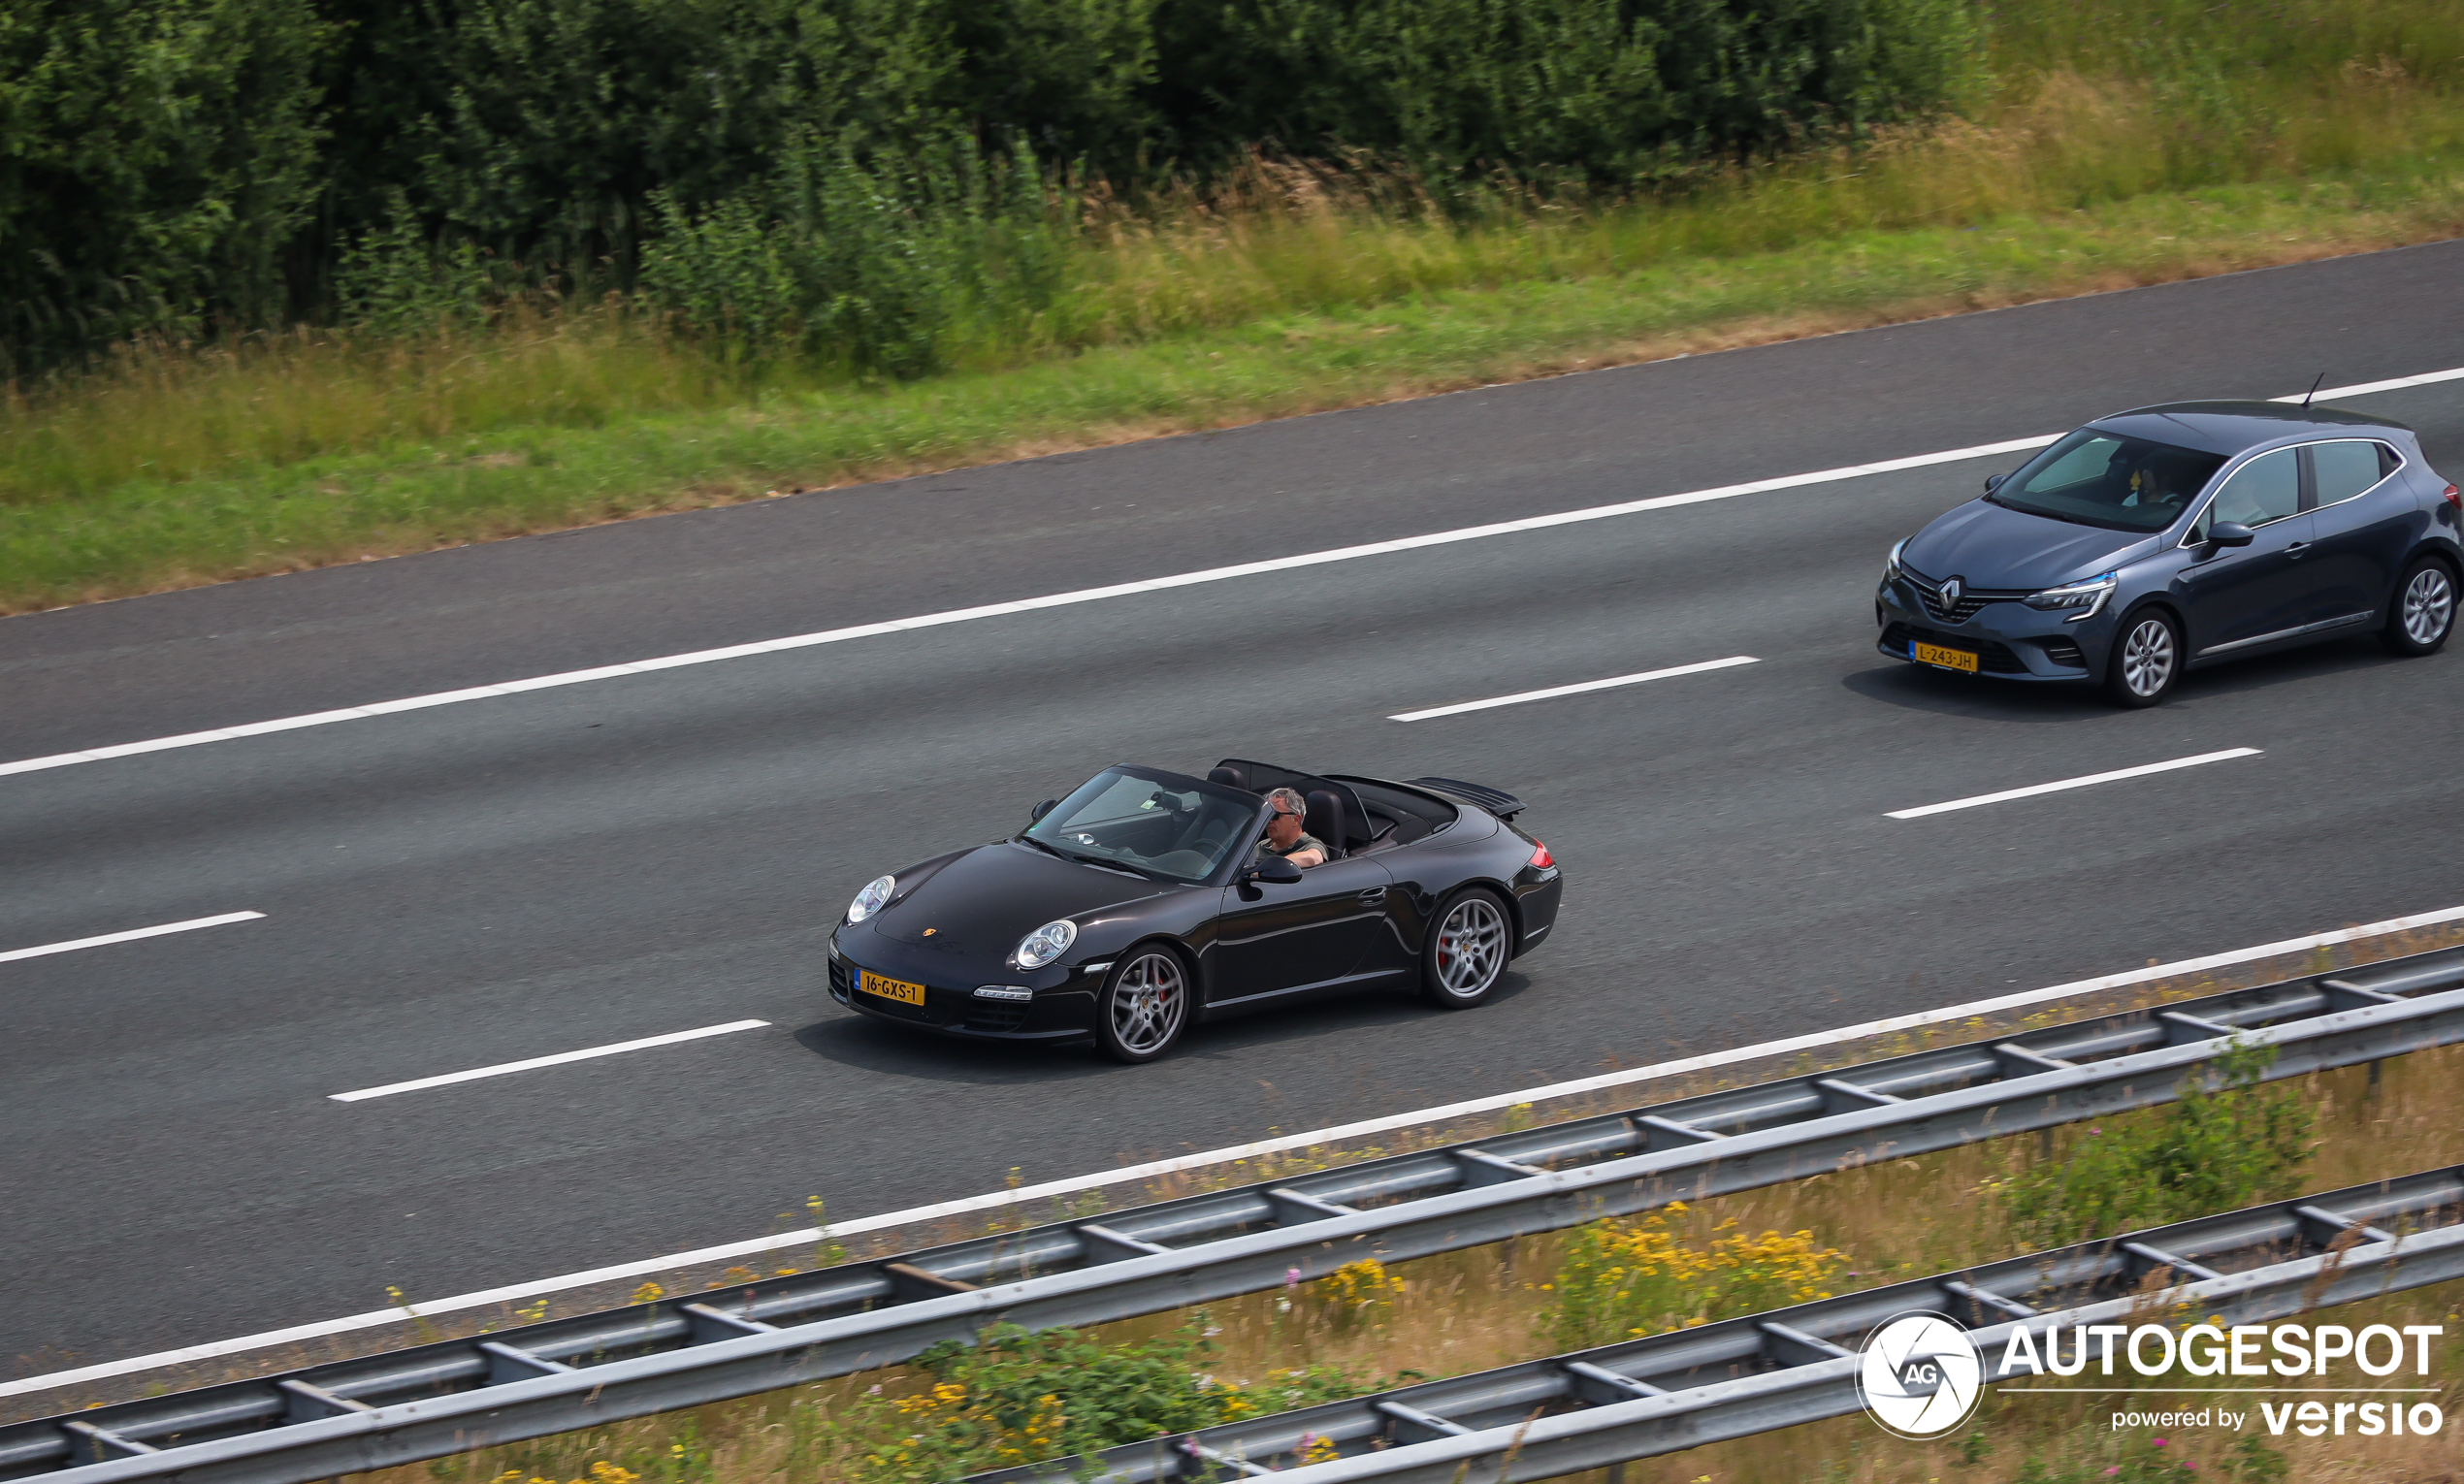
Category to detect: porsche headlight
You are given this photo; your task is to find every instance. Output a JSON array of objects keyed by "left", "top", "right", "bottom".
[
  {"left": 1883, "top": 538, "right": 1908, "bottom": 583},
  {"left": 1013, "top": 919, "right": 1078, "bottom": 969},
  {"left": 846, "top": 874, "right": 896, "bottom": 923},
  {"left": 2022, "top": 570, "right": 2118, "bottom": 621}
]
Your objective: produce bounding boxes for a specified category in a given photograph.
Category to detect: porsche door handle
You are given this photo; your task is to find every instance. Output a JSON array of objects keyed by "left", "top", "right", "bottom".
[{"left": 1357, "top": 887, "right": 1387, "bottom": 904}]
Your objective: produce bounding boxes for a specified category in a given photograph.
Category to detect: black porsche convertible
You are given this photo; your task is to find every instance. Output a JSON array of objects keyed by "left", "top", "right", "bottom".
[{"left": 827, "top": 759, "right": 1564, "bottom": 1062}]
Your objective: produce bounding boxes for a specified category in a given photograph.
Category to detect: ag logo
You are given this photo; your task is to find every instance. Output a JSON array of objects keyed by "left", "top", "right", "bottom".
[{"left": 1858, "top": 1311, "right": 1983, "bottom": 1439}]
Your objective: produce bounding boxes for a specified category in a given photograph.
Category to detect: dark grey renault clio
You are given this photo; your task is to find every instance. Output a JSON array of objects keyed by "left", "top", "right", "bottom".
[{"left": 1877, "top": 402, "right": 2462, "bottom": 706}]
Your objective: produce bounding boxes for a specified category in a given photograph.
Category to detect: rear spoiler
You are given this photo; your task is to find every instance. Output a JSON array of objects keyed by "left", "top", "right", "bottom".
[{"left": 1406, "top": 776, "right": 1525, "bottom": 821}]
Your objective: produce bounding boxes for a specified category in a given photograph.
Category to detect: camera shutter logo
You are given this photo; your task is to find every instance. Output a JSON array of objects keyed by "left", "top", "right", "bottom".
[{"left": 1859, "top": 1311, "right": 1984, "bottom": 1439}]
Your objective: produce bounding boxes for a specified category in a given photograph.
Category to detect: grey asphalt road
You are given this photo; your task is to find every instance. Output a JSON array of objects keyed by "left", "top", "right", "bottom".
[{"left": 4, "top": 242, "right": 2462, "bottom": 1384}]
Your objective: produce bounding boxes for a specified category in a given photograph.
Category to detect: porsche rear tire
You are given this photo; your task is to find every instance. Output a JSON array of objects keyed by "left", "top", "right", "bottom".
[
  {"left": 1097, "top": 946, "right": 1190, "bottom": 1063},
  {"left": 1420, "top": 888, "right": 1510, "bottom": 1009}
]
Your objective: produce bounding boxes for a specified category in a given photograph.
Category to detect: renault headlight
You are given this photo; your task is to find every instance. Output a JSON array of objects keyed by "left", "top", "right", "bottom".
[
  {"left": 1883, "top": 538, "right": 1908, "bottom": 583},
  {"left": 2022, "top": 570, "right": 2118, "bottom": 621},
  {"left": 846, "top": 874, "right": 895, "bottom": 923},
  {"left": 1014, "top": 919, "right": 1078, "bottom": 969}
]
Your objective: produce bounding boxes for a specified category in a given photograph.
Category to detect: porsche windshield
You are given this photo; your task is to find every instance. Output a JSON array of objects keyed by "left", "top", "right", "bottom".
[
  {"left": 1022, "top": 768, "right": 1258, "bottom": 885},
  {"left": 1991, "top": 428, "right": 2229, "bottom": 532}
]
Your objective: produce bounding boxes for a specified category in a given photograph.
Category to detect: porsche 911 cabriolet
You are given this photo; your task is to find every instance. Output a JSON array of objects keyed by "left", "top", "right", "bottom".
[{"left": 827, "top": 759, "right": 1563, "bottom": 1062}]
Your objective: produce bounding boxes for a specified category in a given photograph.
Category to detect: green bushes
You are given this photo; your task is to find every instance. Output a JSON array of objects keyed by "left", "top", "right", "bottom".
[
  {"left": 638, "top": 138, "right": 1073, "bottom": 376},
  {"left": 1993, "top": 1040, "right": 2318, "bottom": 1249},
  {"left": 829, "top": 1321, "right": 1377, "bottom": 1482},
  {"left": 0, "top": 0, "right": 331, "bottom": 367},
  {"left": 1148, "top": 0, "right": 1982, "bottom": 186},
  {"left": 0, "top": 0, "right": 1981, "bottom": 374}
]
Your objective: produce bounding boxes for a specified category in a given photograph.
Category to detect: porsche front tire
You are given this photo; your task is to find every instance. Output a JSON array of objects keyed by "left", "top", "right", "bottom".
[
  {"left": 1420, "top": 888, "right": 1510, "bottom": 1009},
  {"left": 1097, "top": 946, "right": 1190, "bottom": 1063}
]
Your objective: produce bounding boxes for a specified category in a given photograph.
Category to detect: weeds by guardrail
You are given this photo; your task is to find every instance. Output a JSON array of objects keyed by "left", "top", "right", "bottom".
[{"left": 972, "top": 1167, "right": 2464, "bottom": 1484}]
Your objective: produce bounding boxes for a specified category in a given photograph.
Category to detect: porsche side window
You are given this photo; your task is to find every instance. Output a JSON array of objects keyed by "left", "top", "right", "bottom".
[
  {"left": 2309, "top": 439, "right": 2395, "bottom": 509},
  {"left": 2207, "top": 447, "right": 2300, "bottom": 529}
]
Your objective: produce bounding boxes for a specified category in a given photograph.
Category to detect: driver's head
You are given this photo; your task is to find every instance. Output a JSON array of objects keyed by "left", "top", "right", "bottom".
[
  {"left": 2129, "top": 462, "right": 2182, "bottom": 507},
  {"left": 1263, "top": 787, "right": 1307, "bottom": 847}
]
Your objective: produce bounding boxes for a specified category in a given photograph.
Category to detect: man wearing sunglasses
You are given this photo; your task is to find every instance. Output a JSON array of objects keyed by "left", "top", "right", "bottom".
[{"left": 1253, "top": 787, "right": 1329, "bottom": 869}]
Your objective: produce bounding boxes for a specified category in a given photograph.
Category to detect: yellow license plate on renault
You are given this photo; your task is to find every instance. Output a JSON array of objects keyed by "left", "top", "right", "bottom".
[
  {"left": 1912, "top": 640, "right": 1979, "bottom": 673},
  {"left": 859, "top": 971, "right": 927, "bottom": 1006}
]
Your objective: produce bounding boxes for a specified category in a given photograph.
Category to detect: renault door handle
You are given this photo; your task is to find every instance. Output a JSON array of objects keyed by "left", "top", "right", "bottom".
[
  {"left": 2286, "top": 541, "right": 2311, "bottom": 558},
  {"left": 1357, "top": 887, "right": 1387, "bottom": 904}
]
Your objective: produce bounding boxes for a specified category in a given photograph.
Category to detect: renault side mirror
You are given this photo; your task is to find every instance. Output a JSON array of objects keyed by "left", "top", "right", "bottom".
[
  {"left": 2206, "top": 521, "right": 2255, "bottom": 548},
  {"left": 1983, "top": 473, "right": 2006, "bottom": 494},
  {"left": 1029, "top": 798, "right": 1058, "bottom": 822},
  {"left": 1243, "top": 855, "right": 1303, "bottom": 886}
]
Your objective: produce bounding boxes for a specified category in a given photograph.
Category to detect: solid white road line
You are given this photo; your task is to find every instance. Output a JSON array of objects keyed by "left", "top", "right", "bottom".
[
  {"left": 1388, "top": 656, "right": 1759, "bottom": 722},
  {"left": 1886, "top": 748, "right": 2263, "bottom": 820},
  {"left": 2272, "top": 365, "right": 2464, "bottom": 402},
  {"left": 327, "top": 1019, "right": 770, "bottom": 1102},
  {"left": 0, "top": 437, "right": 2058, "bottom": 782},
  {"left": 5, "top": 362, "right": 2448, "bottom": 785},
  {"left": 16, "top": 896, "right": 2464, "bottom": 1400},
  {"left": 0, "top": 911, "right": 266, "bottom": 966}
]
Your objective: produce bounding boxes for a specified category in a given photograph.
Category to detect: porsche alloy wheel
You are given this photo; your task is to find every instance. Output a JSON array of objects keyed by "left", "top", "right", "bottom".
[
  {"left": 1099, "top": 949, "right": 1188, "bottom": 1063},
  {"left": 1421, "top": 890, "right": 1508, "bottom": 1009}
]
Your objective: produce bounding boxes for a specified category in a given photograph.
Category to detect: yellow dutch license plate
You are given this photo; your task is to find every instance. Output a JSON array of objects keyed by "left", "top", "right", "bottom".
[
  {"left": 859, "top": 971, "right": 927, "bottom": 1006},
  {"left": 1912, "top": 640, "right": 1979, "bottom": 674}
]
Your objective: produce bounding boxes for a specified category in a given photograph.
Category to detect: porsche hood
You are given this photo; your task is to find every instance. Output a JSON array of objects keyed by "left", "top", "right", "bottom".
[{"left": 866, "top": 840, "right": 1173, "bottom": 962}]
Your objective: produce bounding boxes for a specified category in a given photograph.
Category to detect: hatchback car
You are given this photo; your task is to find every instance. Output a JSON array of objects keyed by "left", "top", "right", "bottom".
[{"left": 1876, "top": 402, "right": 2461, "bottom": 705}]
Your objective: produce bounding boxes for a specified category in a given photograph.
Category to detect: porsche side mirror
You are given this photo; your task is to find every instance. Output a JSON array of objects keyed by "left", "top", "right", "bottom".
[
  {"left": 1243, "top": 855, "right": 1303, "bottom": 886},
  {"left": 1983, "top": 473, "right": 2006, "bottom": 494},
  {"left": 1029, "top": 798, "right": 1058, "bottom": 822},
  {"left": 2206, "top": 521, "right": 2255, "bottom": 548}
]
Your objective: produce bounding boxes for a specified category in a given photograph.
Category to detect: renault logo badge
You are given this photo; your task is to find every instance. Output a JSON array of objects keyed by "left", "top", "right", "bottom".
[{"left": 1940, "top": 576, "right": 1964, "bottom": 608}]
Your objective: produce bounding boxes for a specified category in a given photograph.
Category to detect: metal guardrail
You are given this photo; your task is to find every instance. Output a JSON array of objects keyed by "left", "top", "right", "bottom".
[
  {"left": 7, "top": 946, "right": 2462, "bottom": 1484},
  {"left": 981, "top": 1165, "right": 2464, "bottom": 1484}
]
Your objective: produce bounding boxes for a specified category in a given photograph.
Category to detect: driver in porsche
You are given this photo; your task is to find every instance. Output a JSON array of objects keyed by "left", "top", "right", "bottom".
[{"left": 1255, "top": 787, "right": 1329, "bottom": 869}]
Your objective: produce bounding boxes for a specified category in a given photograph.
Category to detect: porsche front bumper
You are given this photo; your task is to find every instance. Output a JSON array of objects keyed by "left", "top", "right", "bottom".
[{"left": 828, "top": 932, "right": 1098, "bottom": 1043}]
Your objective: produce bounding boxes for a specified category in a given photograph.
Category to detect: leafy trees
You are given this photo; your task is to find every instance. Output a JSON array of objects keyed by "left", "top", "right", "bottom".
[
  {"left": 0, "top": 0, "right": 330, "bottom": 369},
  {"left": 0, "top": 0, "right": 1976, "bottom": 371}
]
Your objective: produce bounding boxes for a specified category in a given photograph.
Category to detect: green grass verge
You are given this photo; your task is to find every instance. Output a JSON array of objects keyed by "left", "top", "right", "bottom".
[{"left": 4, "top": 167, "right": 2462, "bottom": 616}]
